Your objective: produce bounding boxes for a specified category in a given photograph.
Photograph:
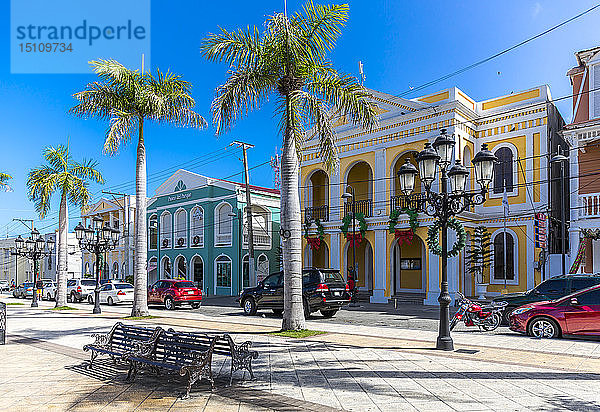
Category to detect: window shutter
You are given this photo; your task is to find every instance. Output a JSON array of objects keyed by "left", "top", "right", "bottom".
[{"left": 594, "top": 64, "right": 600, "bottom": 119}]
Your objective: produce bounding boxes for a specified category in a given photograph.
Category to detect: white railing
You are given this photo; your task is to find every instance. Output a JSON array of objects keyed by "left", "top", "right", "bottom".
[
  {"left": 215, "top": 233, "right": 232, "bottom": 246},
  {"left": 243, "top": 233, "right": 272, "bottom": 248},
  {"left": 576, "top": 125, "right": 600, "bottom": 144},
  {"left": 581, "top": 193, "right": 600, "bottom": 218}
]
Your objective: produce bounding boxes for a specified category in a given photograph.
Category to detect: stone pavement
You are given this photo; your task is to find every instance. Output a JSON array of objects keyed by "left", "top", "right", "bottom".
[{"left": 2, "top": 299, "right": 600, "bottom": 411}]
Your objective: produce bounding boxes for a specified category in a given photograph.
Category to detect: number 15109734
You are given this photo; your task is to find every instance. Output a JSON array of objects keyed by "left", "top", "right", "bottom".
[{"left": 19, "top": 43, "right": 73, "bottom": 52}]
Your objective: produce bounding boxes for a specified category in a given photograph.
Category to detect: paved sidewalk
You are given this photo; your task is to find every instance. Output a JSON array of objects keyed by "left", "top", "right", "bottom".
[{"left": 2, "top": 301, "right": 600, "bottom": 411}]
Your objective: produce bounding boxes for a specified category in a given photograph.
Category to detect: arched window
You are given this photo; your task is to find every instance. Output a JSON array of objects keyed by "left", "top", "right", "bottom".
[
  {"left": 191, "top": 256, "right": 204, "bottom": 290},
  {"left": 242, "top": 255, "right": 250, "bottom": 288},
  {"left": 215, "top": 255, "right": 232, "bottom": 287},
  {"left": 161, "top": 256, "right": 172, "bottom": 279},
  {"left": 190, "top": 206, "right": 204, "bottom": 247},
  {"left": 84, "top": 262, "right": 90, "bottom": 275},
  {"left": 160, "top": 212, "right": 172, "bottom": 248},
  {"left": 493, "top": 231, "right": 515, "bottom": 281},
  {"left": 174, "top": 209, "right": 187, "bottom": 247},
  {"left": 122, "top": 262, "right": 127, "bottom": 277},
  {"left": 215, "top": 203, "right": 233, "bottom": 246},
  {"left": 175, "top": 256, "right": 187, "bottom": 279},
  {"left": 257, "top": 254, "right": 269, "bottom": 280},
  {"left": 148, "top": 215, "right": 158, "bottom": 250},
  {"left": 112, "top": 262, "right": 119, "bottom": 278},
  {"left": 243, "top": 205, "right": 271, "bottom": 248},
  {"left": 493, "top": 147, "right": 514, "bottom": 194}
]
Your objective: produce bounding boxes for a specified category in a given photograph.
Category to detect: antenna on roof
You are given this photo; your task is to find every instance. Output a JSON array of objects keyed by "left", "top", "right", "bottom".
[
  {"left": 358, "top": 61, "right": 366, "bottom": 86},
  {"left": 270, "top": 147, "right": 281, "bottom": 190}
]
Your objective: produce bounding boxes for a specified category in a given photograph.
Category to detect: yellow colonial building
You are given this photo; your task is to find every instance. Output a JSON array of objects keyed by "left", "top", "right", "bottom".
[{"left": 301, "top": 85, "right": 566, "bottom": 304}]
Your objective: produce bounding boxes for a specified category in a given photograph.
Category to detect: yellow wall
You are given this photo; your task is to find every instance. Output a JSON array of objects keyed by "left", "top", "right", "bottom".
[
  {"left": 485, "top": 224, "right": 528, "bottom": 293},
  {"left": 485, "top": 135, "right": 526, "bottom": 207},
  {"left": 346, "top": 162, "right": 372, "bottom": 202},
  {"left": 310, "top": 170, "right": 329, "bottom": 207}
]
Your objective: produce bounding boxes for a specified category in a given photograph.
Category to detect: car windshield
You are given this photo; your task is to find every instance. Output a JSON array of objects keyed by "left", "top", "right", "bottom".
[
  {"left": 81, "top": 280, "right": 96, "bottom": 287},
  {"left": 115, "top": 284, "right": 134, "bottom": 289},
  {"left": 174, "top": 281, "right": 195, "bottom": 288},
  {"left": 321, "top": 271, "right": 344, "bottom": 282}
]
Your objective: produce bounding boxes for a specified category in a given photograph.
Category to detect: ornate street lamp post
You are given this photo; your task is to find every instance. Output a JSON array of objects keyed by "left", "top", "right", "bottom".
[
  {"left": 13, "top": 229, "right": 55, "bottom": 308},
  {"left": 74, "top": 217, "right": 120, "bottom": 314},
  {"left": 397, "top": 129, "right": 497, "bottom": 351},
  {"left": 342, "top": 186, "right": 358, "bottom": 304}
]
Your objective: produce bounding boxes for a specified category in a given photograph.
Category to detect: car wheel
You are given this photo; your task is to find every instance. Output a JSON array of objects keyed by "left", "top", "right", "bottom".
[
  {"left": 191, "top": 302, "right": 201, "bottom": 309},
  {"left": 242, "top": 297, "right": 257, "bottom": 316},
  {"left": 272, "top": 309, "right": 283, "bottom": 316},
  {"left": 482, "top": 313, "right": 501, "bottom": 331},
  {"left": 303, "top": 298, "right": 311, "bottom": 319},
  {"left": 320, "top": 309, "right": 337, "bottom": 318},
  {"left": 164, "top": 297, "right": 175, "bottom": 310},
  {"left": 528, "top": 317, "right": 560, "bottom": 339},
  {"left": 107, "top": 297, "right": 114, "bottom": 306}
]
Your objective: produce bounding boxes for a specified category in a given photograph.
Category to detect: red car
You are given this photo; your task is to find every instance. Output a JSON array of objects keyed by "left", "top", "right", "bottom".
[
  {"left": 509, "top": 284, "right": 600, "bottom": 338},
  {"left": 148, "top": 279, "right": 202, "bottom": 310}
]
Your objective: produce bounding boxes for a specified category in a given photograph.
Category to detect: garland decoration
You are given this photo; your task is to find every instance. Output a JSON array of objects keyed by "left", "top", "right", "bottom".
[
  {"left": 304, "top": 218, "right": 325, "bottom": 250},
  {"left": 427, "top": 217, "right": 466, "bottom": 257},
  {"left": 569, "top": 229, "right": 600, "bottom": 273},
  {"left": 340, "top": 212, "right": 367, "bottom": 237},
  {"left": 388, "top": 208, "right": 419, "bottom": 245}
]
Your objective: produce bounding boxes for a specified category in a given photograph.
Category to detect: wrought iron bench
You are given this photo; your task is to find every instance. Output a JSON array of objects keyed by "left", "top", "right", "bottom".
[{"left": 83, "top": 322, "right": 163, "bottom": 368}]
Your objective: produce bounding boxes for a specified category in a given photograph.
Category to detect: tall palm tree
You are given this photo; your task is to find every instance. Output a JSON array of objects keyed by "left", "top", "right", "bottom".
[
  {"left": 27, "top": 145, "right": 104, "bottom": 307},
  {"left": 202, "top": 1, "right": 377, "bottom": 330},
  {"left": 0, "top": 173, "right": 12, "bottom": 191},
  {"left": 70, "top": 60, "right": 206, "bottom": 316}
]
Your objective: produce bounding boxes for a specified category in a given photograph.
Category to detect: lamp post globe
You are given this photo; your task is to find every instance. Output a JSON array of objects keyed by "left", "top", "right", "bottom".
[
  {"left": 93, "top": 217, "right": 103, "bottom": 231},
  {"left": 74, "top": 223, "right": 85, "bottom": 241},
  {"left": 102, "top": 224, "right": 112, "bottom": 241},
  {"left": 416, "top": 143, "right": 440, "bottom": 188},
  {"left": 397, "top": 159, "right": 418, "bottom": 196},
  {"left": 448, "top": 164, "right": 470, "bottom": 195},
  {"left": 432, "top": 129, "right": 456, "bottom": 170},
  {"left": 46, "top": 239, "right": 55, "bottom": 251},
  {"left": 84, "top": 227, "right": 94, "bottom": 242},
  {"left": 15, "top": 235, "right": 24, "bottom": 251},
  {"left": 472, "top": 143, "right": 497, "bottom": 189},
  {"left": 111, "top": 227, "right": 120, "bottom": 244},
  {"left": 35, "top": 236, "right": 45, "bottom": 250}
]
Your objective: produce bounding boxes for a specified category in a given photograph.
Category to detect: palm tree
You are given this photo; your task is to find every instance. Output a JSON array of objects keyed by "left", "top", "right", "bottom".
[
  {"left": 0, "top": 173, "right": 12, "bottom": 191},
  {"left": 202, "top": 1, "right": 377, "bottom": 330},
  {"left": 70, "top": 60, "right": 206, "bottom": 316},
  {"left": 27, "top": 145, "right": 104, "bottom": 307}
]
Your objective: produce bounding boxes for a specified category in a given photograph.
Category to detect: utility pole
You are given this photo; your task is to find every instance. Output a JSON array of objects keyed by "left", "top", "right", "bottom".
[{"left": 231, "top": 141, "right": 256, "bottom": 287}]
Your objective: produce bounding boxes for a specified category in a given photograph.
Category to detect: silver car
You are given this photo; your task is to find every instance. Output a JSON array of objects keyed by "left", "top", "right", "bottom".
[{"left": 67, "top": 279, "right": 97, "bottom": 303}]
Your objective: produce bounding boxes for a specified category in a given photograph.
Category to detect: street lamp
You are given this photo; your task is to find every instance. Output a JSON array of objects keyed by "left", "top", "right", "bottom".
[
  {"left": 341, "top": 186, "right": 358, "bottom": 305},
  {"left": 75, "top": 219, "right": 120, "bottom": 314},
  {"left": 551, "top": 151, "right": 568, "bottom": 278},
  {"left": 397, "top": 129, "right": 497, "bottom": 351},
  {"left": 12, "top": 229, "right": 54, "bottom": 307}
]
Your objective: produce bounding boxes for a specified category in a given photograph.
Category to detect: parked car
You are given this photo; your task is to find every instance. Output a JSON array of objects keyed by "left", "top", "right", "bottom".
[
  {"left": 97, "top": 282, "right": 134, "bottom": 305},
  {"left": 492, "top": 274, "right": 600, "bottom": 323},
  {"left": 67, "top": 278, "right": 97, "bottom": 303},
  {"left": 13, "top": 282, "right": 33, "bottom": 299},
  {"left": 42, "top": 281, "right": 57, "bottom": 301},
  {"left": 0, "top": 280, "right": 9, "bottom": 292},
  {"left": 147, "top": 279, "right": 202, "bottom": 310},
  {"left": 509, "top": 284, "right": 600, "bottom": 338},
  {"left": 237, "top": 268, "right": 351, "bottom": 318}
]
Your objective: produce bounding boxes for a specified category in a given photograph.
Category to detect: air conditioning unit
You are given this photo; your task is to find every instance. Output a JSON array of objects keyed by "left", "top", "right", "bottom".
[
  {"left": 193, "top": 235, "right": 201, "bottom": 246},
  {"left": 162, "top": 239, "right": 169, "bottom": 248},
  {"left": 177, "top": 237, "right": 185, "bottom": 247}
]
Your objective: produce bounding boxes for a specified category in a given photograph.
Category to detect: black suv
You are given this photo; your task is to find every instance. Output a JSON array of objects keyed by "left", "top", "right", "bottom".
[
  {"left": 237, "top": 268, "right": 350, "bottom": 318},
  {"left": 492, "top": 273, "right": 600, "bottom": 322}
]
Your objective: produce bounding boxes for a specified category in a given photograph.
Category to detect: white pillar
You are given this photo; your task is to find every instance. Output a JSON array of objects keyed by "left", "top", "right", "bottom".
[
  {"left": 330, "top": 165, "right": 341, "bottom": 221},
  {"left": 373, "top": 149, "right": 387, "bottom": 217},
  {"left": 330, "top": 233, "right": 340, "bottom": 271},
  {"left": 425, "top": 255, "right": 440, "bottom": 305},
  {"left": 370, "top": 228, "right": 387, "bottom": 303},
  {"left": 447, "top": 228, "right": 459, "bottom": 305},
  {"left": 569, "top": 145, "right": 580, "bottom": 266}
]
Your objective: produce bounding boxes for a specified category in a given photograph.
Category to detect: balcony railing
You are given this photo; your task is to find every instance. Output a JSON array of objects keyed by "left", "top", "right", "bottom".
[
  {"left": 305, "top": 205, "right": 329, "bottom": 222},
  {"left": 243, "top": 233, "right": 272, "bottom": 247},
  {"left": 343, "top": 199, "right": 373, "bottom": 218},
  {"left": 390, "top": 193, "right": 426, "bottom": 212},
  {"left": 581, "top": 193, "right": 600, "bottom": 218}
]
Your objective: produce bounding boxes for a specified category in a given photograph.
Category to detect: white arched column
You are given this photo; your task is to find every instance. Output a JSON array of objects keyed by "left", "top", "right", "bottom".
[{"left": 370, "top": 228, "right": 387, "bottom": 303}]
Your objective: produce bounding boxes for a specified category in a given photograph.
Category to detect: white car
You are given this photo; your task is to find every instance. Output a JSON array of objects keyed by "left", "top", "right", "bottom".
[
  {"left": 0, "top": 280, "right": 9, "bottom": 292},
  {"left": 42, "top": 281, "right": 57, "bottom": 301},
  {"left": 98, "top": 282, "right": 134, "bottom": 305}
]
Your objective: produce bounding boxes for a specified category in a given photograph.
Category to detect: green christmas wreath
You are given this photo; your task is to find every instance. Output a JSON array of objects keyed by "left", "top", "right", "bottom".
[
  {"left": 340, "top": 212, "right": 367, "bottom": 238},
  {"left": 427, "top": 217, "right": 466, "bottom": 258},
  {"left": 388, "top": 208, "right": 419, "bottom": 233},
  {"left": 304, "top": 218, "right": 325, "bottom": 240}
]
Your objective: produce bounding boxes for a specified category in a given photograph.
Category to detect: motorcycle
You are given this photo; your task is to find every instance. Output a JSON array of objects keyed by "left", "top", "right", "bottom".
[{"left": 450, "top": 292, "right": 508, "bottom": 332}]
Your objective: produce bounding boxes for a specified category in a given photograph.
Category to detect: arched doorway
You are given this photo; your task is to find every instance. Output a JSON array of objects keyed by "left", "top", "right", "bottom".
[
  {"left": 305, "top": 242, "right": 329, "bottom": 268},
  {"left": 345, "top": 161, "right": 373, "bottom": 217},
  {"left": 345, "top": 238, "right": 373, "bottom": 294},
  {"left": 148, "top": 257, "right": 157, "bottom": 285},
  {"left": 307, "top": 170, "right": 330, "bottom": 221},
  {"left": 191, "top": 255, "right": 204, "bottom": 291},
  {"left": 161, "top": 256, "right": 172, "bottom": 279},
  {"left": 390, "top": 235, "right": 425, "bottom": 295},
  {"left": 175, "top": 256, "right": 187, "bottom": 279}
]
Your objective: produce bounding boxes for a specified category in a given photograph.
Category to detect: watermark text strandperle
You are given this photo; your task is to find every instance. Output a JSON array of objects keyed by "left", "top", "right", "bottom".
[{"left": 16, "top": 19, "right": 146, "bottom": 46}]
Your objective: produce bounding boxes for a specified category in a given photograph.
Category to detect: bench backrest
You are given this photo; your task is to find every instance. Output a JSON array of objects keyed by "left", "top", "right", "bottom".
[
  {"left": 155, "top": 329, "right": 219, "bottom": 365},
  {"left": 109, "top": 323, "right": 160, "bottom": 352}
]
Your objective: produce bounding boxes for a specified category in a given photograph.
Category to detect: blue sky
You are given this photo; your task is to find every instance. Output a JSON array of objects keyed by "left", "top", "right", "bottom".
[{"left": 1, "top": 0, "right": 599, "bottom": 236}]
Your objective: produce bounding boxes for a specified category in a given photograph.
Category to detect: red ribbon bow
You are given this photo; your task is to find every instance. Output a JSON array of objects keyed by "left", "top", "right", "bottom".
[
  {"left": 395, "top": 229, "right": 414, "bottom": 246},
  {"left": 346, "top": 233, "right": 363, "bottom": 248},
  {"left": 306, "top": 237, "right": 321, "bottom": 250}
]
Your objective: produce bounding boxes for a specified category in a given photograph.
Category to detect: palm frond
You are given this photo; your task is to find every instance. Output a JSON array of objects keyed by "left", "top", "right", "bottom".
[
  {"left": 43, "top": 145, "right": 68, "bottom": 173},
  {"left": 294, "top": 1, "right": 349, "bottom": 58},
  {"left": 70, "top": 82, "right": 133, "bottom": 121},
  {"left": 211, "top": 67, "right": 277, "bottom": 134},
  {"left": 67, "top": 176, "right": 92, "bottom": 208},
  {"left": 89, "top": 59, "right": 141, "bottom": 89},
  {"left": 0, "top": 172, "right": 12, "bottom": 191},
  {"left": 201, "top": 26, "right": 263, "bottom": 68},
  {"left": 27, "top": 165, "right": 60, "bottom": 219},
  {"left": 70, "top": 159, "right": 105, "bottom": 184},
  {"left": 104, "top": 114, "right": 136, "bottom": 155}
]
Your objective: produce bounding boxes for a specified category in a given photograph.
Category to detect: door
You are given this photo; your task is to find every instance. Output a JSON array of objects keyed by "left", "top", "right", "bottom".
[
  {"left": 257, "top": 273, "right": 281, "bottom": 308},
  {"left": 148, "top": 281, "right": 164, "bottom": 303},
  {"left": 99, "top": 284, "right": 112, "bottom": 303},
  {"left": 564, "top": 288, "right": 600, "bottom": 335}
]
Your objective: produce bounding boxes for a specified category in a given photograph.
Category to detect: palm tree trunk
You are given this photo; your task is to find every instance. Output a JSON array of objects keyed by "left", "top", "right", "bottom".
[
  {"left": 131, "top": 117, "right": 149, "bottom": 316},
  {"left": 281, "top": 103, "right": 305, "bottom": 331},
  {"left": 55, "top": 191, "right": 68, "bottom": 307}
]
